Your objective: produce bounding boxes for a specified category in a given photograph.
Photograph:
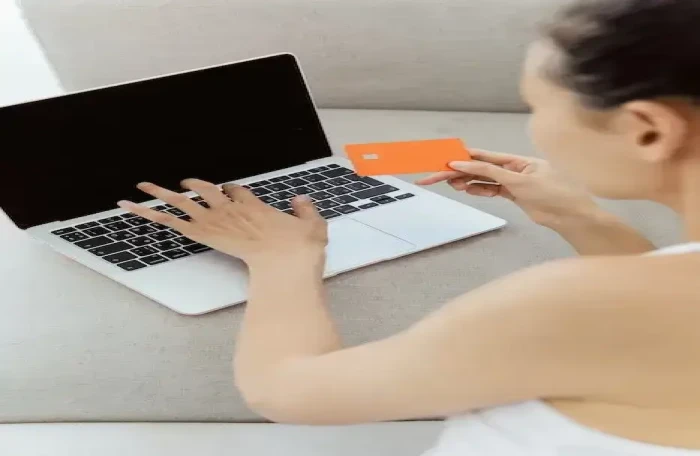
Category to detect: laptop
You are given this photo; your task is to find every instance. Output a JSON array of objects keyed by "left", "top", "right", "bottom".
[{"left": 0, "top": 53, "right": 506, "bottom": 315}]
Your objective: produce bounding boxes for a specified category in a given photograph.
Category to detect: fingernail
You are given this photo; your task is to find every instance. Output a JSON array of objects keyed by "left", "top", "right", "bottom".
[
  {"left": 449, "top": 161, "right": 470, "bottom": 167},
  {"left": 117, "top": 200, "right": 132, "bottom": 208},
  {"left": 137, "top": 182, "right": 151, "bottom": 188},
  {"left": 296, "top": 195, "right": 311, "bottom": 202}
]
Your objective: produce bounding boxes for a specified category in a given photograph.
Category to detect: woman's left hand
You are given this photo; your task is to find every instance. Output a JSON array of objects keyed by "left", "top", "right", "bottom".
[{"left": 117, "top": 179, "right": 328, "bottom": 265}]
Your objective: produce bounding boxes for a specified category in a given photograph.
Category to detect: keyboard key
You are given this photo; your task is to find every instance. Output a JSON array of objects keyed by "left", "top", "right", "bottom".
[
  {"left": 117, "top": 260, "right": 147, "bottom": 271},
  {"left": 98, "top": 216, "right": 122, "bottom": 224},
  {"left": 52, "top": 227, "right": 76, "bottom": 236},
  {"left": 183, "top": 243, "right": 212, "bottom": 254},
  {"left": 374, "top": 196, "right": 397, "bottom": 204},
  {"left": 328, "top": 187, "right": 352, "bottom": 196},
  {"left": 61, "top": 232, "right": 88, "bottom": 242},
  {"left": 286, "top": 178, "right": 308, "bottom": 187},
  {"left": 396, "top": 193, "right": 415, "bottom": 200},
  {"left": 131, "top": 246, "right": 158, "bottom": 257},
  {"left": 128, "top": 236, "right": 156, "bottom": 247},
  {"left": 75, "top": 222, "right": 99, "bottom": 230},
  {"left": 153, "top": 205, "right": 169, "bottom": 211},
  {"left": 151, "top": 223, "right": 169, "bottom": 231},
  {"left": 174, "top": 237, "right": 196, "bottom": 246},
  {"left": 75, "top": 236, "right": 114, "bottom": 250},
  {"left": 198, "top": 201, "right": 210, "bottom": 208},
  {"left": 322, "top": 167, "right": 354, "bottom": 178},
  {"left": 319, "top": 210, "right": 341, "bottom": 219},
  {"left": 347, "top": 182, "right": 372, "bottom": 191},
  {"left": 89, "top": 241, "right": 132, "bottom": 257},
  {"left": 268, "top": 183, "right": 291, "bottom": 192},
  {"left": 327, "top": 164, "right": 340, "bottom": 169},
  {"left": 104, "top": 251, "right": 138, "bottom": 264},
  {"left": 317, "top": 200, "right": 340, "bottom": 209},
  {"left": 105, "top": 221, "right": 132, "bottom": 232},
  {"left": 358, "top": 177, "right": 384, "bottom": 187},
  {"left": 359, "top": 202, "right": 379, "bottom": 209},
  {"left": 122, "top": 213, "right": 138, "bottom": 219},
  {"left": 108, "top": 231, "right": 136, "bottom": 241},
  {"left": 327, "top": 177, "right": 351, "bottom": 186},
  {"left": 352, "top": 185, "right": 398, "bottom": 200},
  {"left": 257, "top": 180, "right": 271, "bottom": 186},
  {"left": 252, "top": 187, "right": 272, "bottom": 196},
  {"left": 291, "top": 186, "right": 313, "bottom": 195},
  {"left": 336, "top": 205, "right": 360, "bottom": 214},
  {"left": 334, "top": 195, "right": 359, "bottom": 204},
  {"left": 162, "top": 249, "right": 190, "bottom": 260},
  {"left": 259, "top": 195, "right": 277, "bottom": 204},
  {"left": 150, "top": 231, "right": 177, "bottom": 241},
  {"left": 250, "top": 182, "right": 266, "bottom": 188},
  {"left": 309, "top": 166, "right": 329, "bottom": 173},
  {"left": 309, "top": 182, "right": 332, "bottom": 191},
  {"left": 290, "top": 171, "right": 310, "bottom": 177},
  {"left": 83, "top": 227, "right": 110, "bottom": 236},
  {"left": 153, "top": 241, "right": 180, "bottom": 251},
  {"left": 271, "top": 201, "right": 292, "bottom": 211},
  {"left": 141, "top": 254, "right": 169, "bottom": 266},
  {"left": 278, "top": 175, "right": 291, "bottom": 181},
  {"left": 346, "top": 175, "right": 384, "bottom": 186},
  {"left": 130, "top": 225, "right": 157, "bottom": 236},
  {"left": 309, "top": 191, "right": 333, "bottom": 201},
  {"left": 191, "top": 196, "right": 203, "bottom": 202},
  {"left": 304, "top": 174, "right": 327, "bottom": 183},
  {"left": 167, "top": 208, "right": 186, "bottom": 217},
  {"left": 283, "top": 209, "right": 296, "bottom": 216},
  {"left": 126, "top": 217, "right": 151, "bottom": 226},
  {"left": 272, "top": 191, "right": 295, "bottom": 200},
  {"left": 269, "top": 177, "right": 285, "bottom": 183}
]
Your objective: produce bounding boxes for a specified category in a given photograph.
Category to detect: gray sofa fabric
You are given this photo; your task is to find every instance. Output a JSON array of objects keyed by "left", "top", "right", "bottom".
[
  {"left": 17, "top": 0, "right": 561, "bottom": 112},
  {"left": 0, "top": 109, "right": 682, "bottom": 423},
  {"left": 0, "top": 422, "right": 444, "bottom": 456}
]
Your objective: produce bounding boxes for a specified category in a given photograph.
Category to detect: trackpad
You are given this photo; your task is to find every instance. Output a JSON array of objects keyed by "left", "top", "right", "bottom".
[{"left": 325, "top": 219, "right": 416, "bottom": 276}]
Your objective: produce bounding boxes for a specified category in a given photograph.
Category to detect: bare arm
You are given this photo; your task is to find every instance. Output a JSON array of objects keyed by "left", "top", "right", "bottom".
[
  {"left": 543, "top": 206, "right": 656, "bottom": 255},
  {"left": 417, "top": 150, "right": 656, "bottom": 256},
  {"left": 119, "top": 179, "right": 665, "bottom": 426},
  {"left": 233, "top": 255, "right": 670, "bottom": 425}
]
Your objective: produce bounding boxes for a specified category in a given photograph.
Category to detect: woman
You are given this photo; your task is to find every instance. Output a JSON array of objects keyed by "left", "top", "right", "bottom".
[{"left": 119, "top": 0, "right": 700, "bottom": 453}]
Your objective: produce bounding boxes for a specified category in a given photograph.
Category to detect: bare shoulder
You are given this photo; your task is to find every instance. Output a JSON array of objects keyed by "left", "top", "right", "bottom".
[
  {"left": 472, "top": 251, "right": 700, "bottom": 312},
  {"left": 438, "top": 251, "right": 700, "bottom": 372},
  {"left": 528, "top": 252, "right": 700, "bottom": 310}
]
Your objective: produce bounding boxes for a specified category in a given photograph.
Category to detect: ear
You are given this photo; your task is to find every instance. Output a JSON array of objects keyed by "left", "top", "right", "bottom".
[{"left": 620, "top": 101, "right": 688, "bottom": 163}]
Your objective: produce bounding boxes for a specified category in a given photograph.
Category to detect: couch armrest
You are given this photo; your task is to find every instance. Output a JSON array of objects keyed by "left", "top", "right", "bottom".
[{"left": 0, "top": 421, "right": 443, "bottom": 456}]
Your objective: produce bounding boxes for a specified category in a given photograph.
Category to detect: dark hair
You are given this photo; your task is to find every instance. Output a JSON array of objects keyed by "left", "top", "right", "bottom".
[{"left": 543, "top": 0, "right": 700, "bottom": 109}]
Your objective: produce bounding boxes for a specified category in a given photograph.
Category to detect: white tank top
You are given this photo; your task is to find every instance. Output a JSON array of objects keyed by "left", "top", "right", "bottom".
[{"left": 425, "top": 243, "right": 700, "bottom": 456}]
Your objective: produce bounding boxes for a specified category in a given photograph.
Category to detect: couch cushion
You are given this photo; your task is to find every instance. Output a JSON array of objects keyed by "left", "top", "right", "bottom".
[
  {"left": 17, "top": 0, "right": 562, "bottom": 112},
  {"left": 0, "top": 109, "right": 682, "bottom": 423},
  {"left": 0, "top": 422, "right": 443, "bottom": 456}
]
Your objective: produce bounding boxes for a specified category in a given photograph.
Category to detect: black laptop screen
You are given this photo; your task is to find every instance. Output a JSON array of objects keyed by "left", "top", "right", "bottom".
[{"left": 0, "top": 54, "right": 333, "bottom": 229}]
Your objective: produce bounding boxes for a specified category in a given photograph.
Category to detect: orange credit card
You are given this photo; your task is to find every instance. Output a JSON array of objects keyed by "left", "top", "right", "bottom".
[{"left": 345, "top": 138, "right": 471, "bottom": 176}]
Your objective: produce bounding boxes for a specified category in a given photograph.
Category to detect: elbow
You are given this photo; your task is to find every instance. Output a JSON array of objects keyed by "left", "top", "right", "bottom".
[
  {"left": 236, "top": 380, "right": 340, "bottom": 425},
  {"left": 241, "top": 391, "right": 324, "bottom": 425},
  {"left": 236, "top": 378, "right": 307, "bottom": 424}
]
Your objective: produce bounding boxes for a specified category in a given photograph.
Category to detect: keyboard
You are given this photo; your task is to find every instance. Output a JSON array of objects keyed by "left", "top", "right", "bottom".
[{"left": 51, "top": 165, "right": 415, "bottom": 272}]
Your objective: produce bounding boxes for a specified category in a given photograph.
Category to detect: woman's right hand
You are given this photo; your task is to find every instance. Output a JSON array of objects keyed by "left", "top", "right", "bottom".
[{"left": 416, "top": 149, "right": 598, "bottom": 228}]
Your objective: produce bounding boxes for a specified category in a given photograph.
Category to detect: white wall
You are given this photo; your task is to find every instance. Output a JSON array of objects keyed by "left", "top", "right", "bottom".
[{"left": 0, "top": 0, "right": 62, "bottom": 106}]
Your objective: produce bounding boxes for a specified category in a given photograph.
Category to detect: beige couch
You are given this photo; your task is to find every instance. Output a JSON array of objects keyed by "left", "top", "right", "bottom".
[{"left": 1, "top": 0, "right": 682, "bottom": 454}]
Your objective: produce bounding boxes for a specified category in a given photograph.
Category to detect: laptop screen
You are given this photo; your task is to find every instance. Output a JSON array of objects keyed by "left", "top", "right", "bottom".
[{"left": 0, "top": 54, "right": 333, "bottom": 229}]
